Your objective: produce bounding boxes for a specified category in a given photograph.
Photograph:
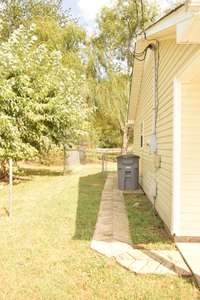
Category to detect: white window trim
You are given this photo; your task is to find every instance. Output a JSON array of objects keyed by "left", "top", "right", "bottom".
[{"left": 172, "top": 50, "right": 200, "bottom": 236}]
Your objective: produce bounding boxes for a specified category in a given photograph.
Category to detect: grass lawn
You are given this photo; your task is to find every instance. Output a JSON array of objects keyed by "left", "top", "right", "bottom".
[
  {"left": 124, "top": 193, "right": 175, "bottom": 250},
  {"left": 0, "top": 164, "right": 199, "bottom": 300}
]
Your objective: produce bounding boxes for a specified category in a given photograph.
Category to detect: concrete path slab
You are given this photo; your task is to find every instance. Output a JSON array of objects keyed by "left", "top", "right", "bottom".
[
  {"left": 176, "top": 243, "right": 200, "bottom": 287},
  {"left": 91, "top": 174, "right": 191, "bottom": 277}
]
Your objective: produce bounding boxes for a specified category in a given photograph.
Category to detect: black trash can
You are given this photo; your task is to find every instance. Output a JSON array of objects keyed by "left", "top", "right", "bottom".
[{"left": 117, "top": 154, "right": 140, "bottom": 191}]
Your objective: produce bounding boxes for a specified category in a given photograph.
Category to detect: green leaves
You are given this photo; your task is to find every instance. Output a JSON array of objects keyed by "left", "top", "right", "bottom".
[
  {"left": 0, "top": 25, "right": 90, "bottom": 160},
  {"left": 86, "top": 0, "right": 159, "bottom": 148},
  {"left": 95, "top": 0, "right": 158, "bottom": 73}
]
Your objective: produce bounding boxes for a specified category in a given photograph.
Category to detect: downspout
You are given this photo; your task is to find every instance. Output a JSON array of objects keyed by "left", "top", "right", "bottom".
[
  {"left": 148, "top": 42, "right": 160, "bottom": 212},
  {"left": 130, "top": 40, "right": 160, "bottom": 208}
]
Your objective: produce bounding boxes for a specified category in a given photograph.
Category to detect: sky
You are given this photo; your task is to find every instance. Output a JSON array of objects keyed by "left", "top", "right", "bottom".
[{"left": 62, "top": 0, "right": 173, "bottom": 32}]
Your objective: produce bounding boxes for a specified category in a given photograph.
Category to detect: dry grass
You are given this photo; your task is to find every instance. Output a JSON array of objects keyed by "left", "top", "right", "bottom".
[{"left": 0, "top": 163, "right": 199, "bottom": 300}]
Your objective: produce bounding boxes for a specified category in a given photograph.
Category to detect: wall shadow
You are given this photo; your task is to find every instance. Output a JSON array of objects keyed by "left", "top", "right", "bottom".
[
  {"left": 73, "top": 172, "right": 106, "bottom": 241},
  {"left": 124, "top": 193, "right": 174, "bottom": 248}
]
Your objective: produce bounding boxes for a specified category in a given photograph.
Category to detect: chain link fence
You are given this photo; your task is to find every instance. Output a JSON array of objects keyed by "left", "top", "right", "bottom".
[{"left": 83, "top": 148, "right": 121, "bottom": 173}]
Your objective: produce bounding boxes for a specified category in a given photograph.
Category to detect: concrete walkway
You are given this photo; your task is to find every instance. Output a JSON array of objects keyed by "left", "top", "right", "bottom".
[
  {"left": 91, "top": 174, "right": 191, "bottom": 276},
  {"left": 177, "top": 243, "right": 200, "bottom": 287}
]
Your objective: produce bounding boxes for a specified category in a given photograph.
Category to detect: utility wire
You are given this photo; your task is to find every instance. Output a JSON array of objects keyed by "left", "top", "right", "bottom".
[
  {"left": 134, "top": 0, "right": 139, "bottom": 36},
  {"left": 133, "top": 0, "right": 161, "bottom": 137},
  {"left": 140, "top": 0, "right": 147, "bottom": 39}
]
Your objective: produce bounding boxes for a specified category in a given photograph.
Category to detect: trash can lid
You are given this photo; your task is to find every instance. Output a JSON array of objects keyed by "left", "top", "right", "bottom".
[{"left": 117, "top": 154, "right": 140, "bottom": 160}]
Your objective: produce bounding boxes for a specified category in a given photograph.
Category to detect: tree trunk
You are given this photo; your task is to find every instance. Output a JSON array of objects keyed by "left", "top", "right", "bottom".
[
  {"left": 1, "top": 160, "right": 8, "bottom": 179},
  {"left": 63, "top": 144, "right": 68, "bottom": 175},
  {"left": 121, "top": 125, "right": 128, "bottom": 155}
]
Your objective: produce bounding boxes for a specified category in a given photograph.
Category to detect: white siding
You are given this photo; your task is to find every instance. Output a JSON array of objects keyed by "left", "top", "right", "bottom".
[
  {"left": 132, "top": 39, "right": 199, "bottom": 233},
  {"left": 181, "top": 83, "right": 200, "bottom": 236}
]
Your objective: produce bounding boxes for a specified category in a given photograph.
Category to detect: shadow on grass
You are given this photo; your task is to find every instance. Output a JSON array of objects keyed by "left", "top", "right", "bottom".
[
  {"left": 18, "top": 167, "right": 66, "bottom": 177},
  {"left": 124, "top": 193, "right": 174, "bottom": 249},
  {"left": 73, "top": 172, "right": 106, "bottom": 241}
]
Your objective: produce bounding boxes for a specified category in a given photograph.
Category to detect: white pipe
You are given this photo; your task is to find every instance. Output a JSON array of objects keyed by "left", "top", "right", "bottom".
[
  {"left": 149, "top": 44, "right": 158, "bottom": 153},
  {"left": 153, "top": 48, "right": 158, "bottom": 135},
  {"left": 9, "top": 159, "right": 13, "bottom": 217}
]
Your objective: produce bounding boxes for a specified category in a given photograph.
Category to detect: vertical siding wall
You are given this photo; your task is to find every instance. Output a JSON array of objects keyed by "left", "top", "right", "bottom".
[
  {"left": 181, "top": 83, "right": 200, "bottom": 236},
  {"left": 133, "top": 39, "right": 199, "bottom": 232}
]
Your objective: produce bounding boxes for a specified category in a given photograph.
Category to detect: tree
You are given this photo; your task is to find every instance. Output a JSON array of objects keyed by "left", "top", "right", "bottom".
[
  {"left": 0, "top": 24, "right": 90, "bottom": 175},
  {"left": 0, "top": 0, "right": 87, "bottom": 73},
  {"left": 95, "top": 0, "right": 158, "bottom": 73},
  {"left": 94, "top": 73, "right": 129, "bottom": 148},
  {"left": 89, "top": 0, "right": 158, "bottom": 151},
  {"left": 0, "top": 0, "right": 65, "bottom": 38},
  {"left": 0, "top": 0, "right": 91, "bottom": 174}
]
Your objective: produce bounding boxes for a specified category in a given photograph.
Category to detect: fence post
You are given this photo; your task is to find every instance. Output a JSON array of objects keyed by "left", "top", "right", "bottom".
[
  {"left": 102, "top": 154, "right": 105, "bottom": 173},
  {"left": 105, "top": 155, "right": 107, "bottom": 172}
]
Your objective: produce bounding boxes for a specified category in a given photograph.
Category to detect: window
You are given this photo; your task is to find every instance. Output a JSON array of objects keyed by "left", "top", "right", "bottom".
[{"left": 140, "top": 122, "right": 144, "bottom": 148}]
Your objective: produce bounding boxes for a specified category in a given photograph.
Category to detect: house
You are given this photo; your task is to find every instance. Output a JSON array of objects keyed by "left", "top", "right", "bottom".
[{"left": 128, "top": 0, "right": 200, "bottom": 240}]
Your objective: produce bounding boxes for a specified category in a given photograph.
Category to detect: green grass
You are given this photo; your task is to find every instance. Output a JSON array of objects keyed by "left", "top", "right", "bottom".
[
  {"left": 73, "top": 172, "right": 105, "bottom": 241},
  {"left": 0, "top": 163, "right": 199, "bottom": 300},
  {"left": 124, "top": 193, "right": 175, "bottom": 250}
]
